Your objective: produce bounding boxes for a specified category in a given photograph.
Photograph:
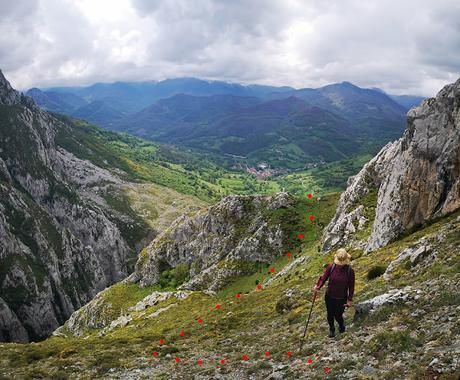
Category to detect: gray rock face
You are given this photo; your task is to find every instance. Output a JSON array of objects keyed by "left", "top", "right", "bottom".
[
  {"left": 0, "top": 70, "right": 22, "bottom": 105},
  {"left": 129, "top": 192, "right": 295, "bottom": 291},
  {"left": 409, "top": 245, "right": 432, "bottom": 266},
  {"left": 0, "top": 298, "right": 29, "bottom": 342},
  {"left": 0, "top": 71, "right": 151, "bottom": 342},
  {"left": 324, "top": 77, "right": 460, "bottom": 252}
]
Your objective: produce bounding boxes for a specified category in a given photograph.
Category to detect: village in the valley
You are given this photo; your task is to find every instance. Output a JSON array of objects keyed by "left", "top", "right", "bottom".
[{"left": 231, "top": 161, "right": 326, "bottom": 179}]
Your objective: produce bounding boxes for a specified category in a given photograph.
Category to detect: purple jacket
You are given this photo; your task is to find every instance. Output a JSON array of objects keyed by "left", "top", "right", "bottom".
[{"left": 317, "top": 264, "right": 355, "bottom": 301}]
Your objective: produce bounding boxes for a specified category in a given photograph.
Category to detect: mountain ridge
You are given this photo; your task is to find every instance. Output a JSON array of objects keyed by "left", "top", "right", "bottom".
[
  {"left": 109, "top": 84, "right": 407, "bottom": 169},
  {"left": 26, "top": 78, "right": 412, "bottom": 170}
]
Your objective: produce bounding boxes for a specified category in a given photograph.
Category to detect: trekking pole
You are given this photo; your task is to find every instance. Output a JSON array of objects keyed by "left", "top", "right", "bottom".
[{"left": 298, "top": 288, "right": 318, "bottom": 353}]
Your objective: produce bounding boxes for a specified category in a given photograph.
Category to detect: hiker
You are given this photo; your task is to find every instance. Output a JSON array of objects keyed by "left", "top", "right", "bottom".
[{"left": 313, "top": 248, "right": 355, "bottom": 338}]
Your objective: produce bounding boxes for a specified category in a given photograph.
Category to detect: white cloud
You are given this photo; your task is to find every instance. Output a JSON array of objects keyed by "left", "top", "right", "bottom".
[{"left": 1, "top": 0, "right": 459, "bottom": 95}]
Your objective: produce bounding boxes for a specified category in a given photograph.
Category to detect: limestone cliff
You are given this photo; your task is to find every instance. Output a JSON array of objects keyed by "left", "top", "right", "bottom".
[
  {"left": 323, "top": 77, "right": 460, "bottom": 252},
  {"left": 129, "top": 192, "right": 297, "bottom": 291},
  {"left": 0, "top": 70, "right": 152, "bottom": 342}
]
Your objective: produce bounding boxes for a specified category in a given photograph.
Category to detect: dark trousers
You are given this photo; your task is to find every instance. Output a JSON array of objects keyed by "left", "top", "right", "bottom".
[{"left": 325, "top": 293, "right": 346, "bottom": 331}]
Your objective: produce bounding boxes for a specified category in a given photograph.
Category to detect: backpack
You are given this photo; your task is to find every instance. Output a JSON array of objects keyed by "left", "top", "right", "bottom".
[{"left": 327, "top": 263, "right": 352, "bottom": 282}]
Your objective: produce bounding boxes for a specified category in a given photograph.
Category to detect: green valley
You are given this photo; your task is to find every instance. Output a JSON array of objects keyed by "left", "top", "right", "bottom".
[{"left": 54, "top": 114, "right": 370, "bottom": 203}]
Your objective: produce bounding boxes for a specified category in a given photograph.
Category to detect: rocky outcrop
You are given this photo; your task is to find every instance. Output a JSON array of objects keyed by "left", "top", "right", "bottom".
[
  {"left": 354, "top": 286, "right": 416, "bottom": 318},
  {"left": 128, "top": 192, "right": 296, "bottom": 291},
  {"left": 0, "top": 71, "right": 22, "bottom": 105},
  {"left": 0, "top": 70, "right": 152, "bottom": 342},
  {"left": 323, "top": 77, "right": 460, "bottom": 252},
  {"left": 55, "top": 288, "right": 193, "bottom": 336},
  {"left": 265, "top": 256, "right": 310, "bottom": 286}
]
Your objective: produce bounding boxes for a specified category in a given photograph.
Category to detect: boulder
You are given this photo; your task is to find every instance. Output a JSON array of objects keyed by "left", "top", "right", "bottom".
[
  {"left": 410, "top": 245, "right": 432, "bottom": 266},
  {"left": 383, "top": 241, "right": 434, "bottom": 280},
  {"left": 354, "top": 286, "right": 414, "bottom": 319}
]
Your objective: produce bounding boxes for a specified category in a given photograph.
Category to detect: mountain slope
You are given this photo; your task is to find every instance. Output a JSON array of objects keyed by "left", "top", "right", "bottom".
[
  {"left": 25, "top": 88, "right": 87, "bottom": 114},
  {"left": 0, "top": 73, "right": 139, "bottom": 342},
  {"left": 0, "top": 193, "right": 458, "bottom": 379},
  {"left": 129, "top": 192, "right": 322, "bottom": 292},
  {"left": 0, "top": 78, "right": 456, "bottom": 379},
  {"left": 270, "top": 82, "right": 407, "bottom": 140},
  {"left": 71, "top": 99, "right": 128, "bottom": 126},
  {"left": 110, "top": 93, "right": 261, "bottom": 137},
  {"left": 113, "top": 95, "right": 360, "bottom": 164},
  {"left": 0, "top": 71, "right": 207, "bottom": 343}
]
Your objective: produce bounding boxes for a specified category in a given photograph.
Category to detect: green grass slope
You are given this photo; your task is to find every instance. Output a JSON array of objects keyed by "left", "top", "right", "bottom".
[{"left": 1, "top": 194, "right": 458, "bottom": 379}]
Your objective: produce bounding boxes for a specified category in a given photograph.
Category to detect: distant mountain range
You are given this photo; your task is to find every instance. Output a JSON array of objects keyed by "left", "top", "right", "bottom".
[
  {"left": 29, "top": 78, "right": 294, "bottom": 118},
  {"left": 26, "top": 78, "right": 425, "bottom": 169}
]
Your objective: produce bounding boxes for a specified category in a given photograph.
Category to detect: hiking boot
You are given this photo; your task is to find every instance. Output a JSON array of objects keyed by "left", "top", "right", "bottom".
[
  {"left": 339, "top": 325, "right": 346, "bottom": 333},
  {"left": 328, "top": 328, "right": 335, "bottom": 338}
]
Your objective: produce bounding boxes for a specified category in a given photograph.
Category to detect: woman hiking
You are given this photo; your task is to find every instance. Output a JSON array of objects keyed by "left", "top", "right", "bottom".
[{"left": 313, "top": 248, "right": 355, "bottom": 338}]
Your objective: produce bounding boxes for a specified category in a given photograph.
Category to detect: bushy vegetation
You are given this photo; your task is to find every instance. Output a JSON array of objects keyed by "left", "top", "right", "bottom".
[
  {"left": 367, "top": 265, "right": 387, "bottom": 280},
  {"left": 368, "top": 330, "right": 419, "bottom": 358},
  {"left": 159, "top": 264, "right": 190, "bottom": 288}
]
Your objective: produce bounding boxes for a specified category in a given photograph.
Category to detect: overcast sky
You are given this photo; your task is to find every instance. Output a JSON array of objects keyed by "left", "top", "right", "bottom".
[{"left": 1, "top": 0, "right": 459, "bottom": 95}]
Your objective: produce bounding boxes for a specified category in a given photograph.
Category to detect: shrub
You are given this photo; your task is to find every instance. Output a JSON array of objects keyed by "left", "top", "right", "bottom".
[
  {"left": 367, "top": 265, "right": 387, "bottom": 280},
  {"left": 92, "top": 352, "right": 121, "bottom": 375},
  {"left": 59, "top": 347, "right": 77, "bottom": 359},
  {"left": 49, "top": 371, "right": 69, "bottom": 380},
  {"left": 369, "top": 330, "right": 417, "bottom": 359},
  {"left": 287, "top": 308, "right": 303, "bottom": 324},
  {"left": 24, "top": 368, "right": 50, "bottom": 380},
  {"left": 172, "top": 264, "right": 190, "bottom": 285},
  {"left": 25, "top": 350, "right": 47, "bottom": 364},
  {"left": 159, "top": 264, "right": 190, "bottom": 289}
]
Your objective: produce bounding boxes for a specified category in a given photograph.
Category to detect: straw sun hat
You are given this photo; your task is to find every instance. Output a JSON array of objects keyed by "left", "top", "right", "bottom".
[{"left": 334, "top": 248, "right": 351, "bottom": 265}]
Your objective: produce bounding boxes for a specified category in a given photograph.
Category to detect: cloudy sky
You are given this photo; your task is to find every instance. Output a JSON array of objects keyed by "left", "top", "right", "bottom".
[{"left": 1, "top": 0, "right": 459, "bottom": 95}]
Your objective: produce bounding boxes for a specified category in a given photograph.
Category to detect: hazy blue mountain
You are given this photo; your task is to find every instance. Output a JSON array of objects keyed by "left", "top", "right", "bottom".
[
  {"left": 26, "top": 88, "right": 87, "bottom": 114},
  {"left": 112, "top": 87, "right": 407, "bottom": 168},
  {"left": 370, "top": 87, "right": 425, "bottom": 110},
  {"left": 270, "top": 81, "right": 406, "bottom": 119},
  {"left": 42, "top": 77, "right": 294, "bottom": 115},
  {"left": 31, "top": 78, "right": 412, "bottom": 168},
  {"left": 388, "top": 94, "right": 425, "bottom": 110},
  {"left": 111, "top": 93, "right": 261, "bottom": 136},
  {"left": 72, "top": 98, "right": 128, "bottom": 126}
]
